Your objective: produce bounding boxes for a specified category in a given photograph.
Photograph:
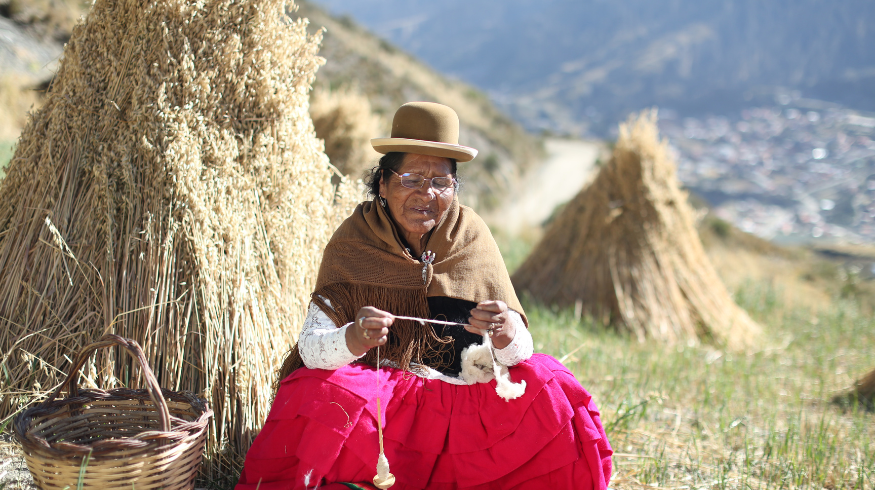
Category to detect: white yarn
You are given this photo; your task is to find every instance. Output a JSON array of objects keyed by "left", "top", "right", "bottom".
[
  {"left": 303, "top": 469, "right": 313, "bottom": 487},
  {"left": 377, "top": 453, "right": 391, "bottom": 480},
  {"left": 459, "top": 342, "right": 497, "bottom": 384},
  {"left": 494, "top": 362, "right": 527, "bottom": 401},
  {"left": 459, "top": 334, "right": 526, "bottom": 401}
]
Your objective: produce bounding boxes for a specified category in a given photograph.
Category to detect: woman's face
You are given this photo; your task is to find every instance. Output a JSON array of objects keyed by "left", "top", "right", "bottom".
[{"left": 379, "top": 153, "right": 455, "bottom": 246}]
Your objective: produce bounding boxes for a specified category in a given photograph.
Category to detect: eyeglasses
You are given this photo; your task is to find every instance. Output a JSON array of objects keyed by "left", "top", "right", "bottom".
[{"left": 388, "top": 169, "right": 456, "bottom": 192}]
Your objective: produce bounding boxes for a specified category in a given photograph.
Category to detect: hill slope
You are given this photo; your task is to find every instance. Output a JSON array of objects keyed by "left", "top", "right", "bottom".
[
  {"left": 0, "top": 1, "right": 544, "bottom": 211},
  {"left": 294, "top": 1, "right": 543, "bottom": 210},
  {"left": 310, "top": 0, "right": 875, "bottom": 136}
]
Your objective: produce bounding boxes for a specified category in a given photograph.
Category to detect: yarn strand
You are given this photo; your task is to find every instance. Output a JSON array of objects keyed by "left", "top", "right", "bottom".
[
  {"left": 376, "top": 345, "right": 385, "bottom": 455},
  {"left": 377, "top": 397, "right": 385, "bottom": 454},
  {"left": 392, "top": 315, "right": 471, "bottom": 327},
  {"left": 370, "top": 313, "right": 516, "bottom": 488},
  {"left": 373, "top": 345, "right": 395, "bottom": 489}
]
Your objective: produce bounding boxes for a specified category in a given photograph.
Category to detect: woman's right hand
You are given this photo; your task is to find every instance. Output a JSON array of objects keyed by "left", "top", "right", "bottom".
[{"left": 346, "top": 306, "right": 394, "bottom": 356}]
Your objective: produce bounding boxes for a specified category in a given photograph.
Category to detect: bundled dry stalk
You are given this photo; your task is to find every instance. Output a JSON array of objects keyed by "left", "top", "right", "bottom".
[
  {"left": 0, "top": 0, "right": 357, "bottom": 478},
  {"left": 310, "top": 87, "right": 385, "bottom": 179},
  {"left": 853, "top": 368, "right": 875, "bottom": 401},
  {"left": 833, "top": 368, "right": 875, "bottom": 411},
  {"left": 513, "top": 110, "right": 760, "bottom": 350}
]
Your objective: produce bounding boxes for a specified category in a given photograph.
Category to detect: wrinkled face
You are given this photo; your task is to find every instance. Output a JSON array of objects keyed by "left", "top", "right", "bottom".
[{"left": 379, "top": 153, "right": 455, "bottom": 243}]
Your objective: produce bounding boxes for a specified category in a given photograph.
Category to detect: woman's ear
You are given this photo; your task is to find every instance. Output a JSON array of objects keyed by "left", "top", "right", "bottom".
[{"left": 378, "top": 170, "right": 386, "bottom": 198}]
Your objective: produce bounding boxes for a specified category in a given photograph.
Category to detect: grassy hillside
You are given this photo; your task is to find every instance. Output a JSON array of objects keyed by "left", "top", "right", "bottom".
[
  {"left": 495, "top": 212, "right": 875, "bottom": 489},
  {"left": 294, "top": 1, "right": 543, "bottom": 210},
  {"left": 525, "top": 289, "right": 873, "bottom": 489}
]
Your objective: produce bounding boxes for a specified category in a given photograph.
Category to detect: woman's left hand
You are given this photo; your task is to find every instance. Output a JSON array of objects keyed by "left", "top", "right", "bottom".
[{"left": 466, "top": 300, "right": 516, "bottom": 349}]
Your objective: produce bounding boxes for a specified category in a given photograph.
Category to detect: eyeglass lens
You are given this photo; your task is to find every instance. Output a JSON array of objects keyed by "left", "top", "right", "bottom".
[{"left": 391, "top": 170, "right": 455, "bottom": 191}]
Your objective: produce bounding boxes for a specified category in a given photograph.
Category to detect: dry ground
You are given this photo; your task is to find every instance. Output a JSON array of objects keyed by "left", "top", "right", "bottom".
[
  {"left": 0, "top": 435, "right": 33, "bottom": 490},
  {"left": 484, "top": 138, "right": 607, "bottom": 233}
]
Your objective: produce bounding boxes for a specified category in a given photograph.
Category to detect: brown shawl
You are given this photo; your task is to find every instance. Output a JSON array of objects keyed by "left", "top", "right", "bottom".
[{"left": 277, "top": 197, "right": 526, "bottom": 381}]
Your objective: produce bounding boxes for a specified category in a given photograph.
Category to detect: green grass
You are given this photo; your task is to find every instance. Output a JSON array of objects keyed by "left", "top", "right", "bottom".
[
  {"left": 495, "top": 223, "right": 874, "bottom": 487},
  {"left": 0, "top": 141, "right": 14, "bottom": 181},
  {"left": 491, "top": 226, "right": 537, "bottom": 274},
  {"left": 524, "top": 283, "right": 874, "bottom": 489}
]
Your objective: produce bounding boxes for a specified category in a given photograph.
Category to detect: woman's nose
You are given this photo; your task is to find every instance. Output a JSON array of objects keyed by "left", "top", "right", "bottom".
[{"left": 415, "top": 184, "right": 437, "bottom": 198}]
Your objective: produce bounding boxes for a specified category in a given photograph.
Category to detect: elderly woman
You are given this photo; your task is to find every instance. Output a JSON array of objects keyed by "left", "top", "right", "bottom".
[{"left": 237, "top": 102, "right": 612, "bottom": 490}]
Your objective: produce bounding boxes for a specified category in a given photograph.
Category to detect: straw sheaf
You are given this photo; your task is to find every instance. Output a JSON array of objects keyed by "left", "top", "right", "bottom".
[
  {"left": 0, "top": 0, "right": 357, "bottom": 479},
  {"left": 310, "top": 87, "right": 384, "bottom": 179},
  {"left": 513, "top": 110, "right": 760, "bottom": 350}
]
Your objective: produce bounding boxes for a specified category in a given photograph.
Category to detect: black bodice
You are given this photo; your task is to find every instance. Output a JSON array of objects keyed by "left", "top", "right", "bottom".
[{"left": 426, "top": 296, "right": 484, "bottom": 377}]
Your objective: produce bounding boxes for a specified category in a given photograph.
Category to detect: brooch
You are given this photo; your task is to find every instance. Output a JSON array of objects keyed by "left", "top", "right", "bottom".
[{"left": 421, "top": 250, "right": 436, "bottom": 284}]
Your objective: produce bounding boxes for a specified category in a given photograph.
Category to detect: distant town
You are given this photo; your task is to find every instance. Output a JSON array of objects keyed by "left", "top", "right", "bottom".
[{"left": 658, "top": 95, "right": 875, "bottom": 244}]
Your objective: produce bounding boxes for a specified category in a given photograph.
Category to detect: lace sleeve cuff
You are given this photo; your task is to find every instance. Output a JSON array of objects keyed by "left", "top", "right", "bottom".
[
  {"left": 298, "top": 301, "right": 364, "bottom": 370},
  {"left": 494, "top": 310, "right": 534, "bottom": 366}
]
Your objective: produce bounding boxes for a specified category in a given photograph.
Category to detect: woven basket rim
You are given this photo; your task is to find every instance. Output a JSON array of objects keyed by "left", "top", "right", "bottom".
[{"left": 13, "top": 335, "right": 213, "bottom": 457}]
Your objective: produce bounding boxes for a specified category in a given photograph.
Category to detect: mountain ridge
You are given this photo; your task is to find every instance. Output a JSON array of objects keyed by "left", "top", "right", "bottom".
[
  {"left": 294, "top": 1, "right": 544, "bottom": 210},
  {"left": 310, "top": 0, "right": 875, "bottom": 137},
  {"left": 0, "top": 1, "right": 544, "bottom": 212}
]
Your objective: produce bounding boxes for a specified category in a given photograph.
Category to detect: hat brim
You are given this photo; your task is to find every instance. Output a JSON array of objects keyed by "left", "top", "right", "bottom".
[{"left": 371, "top": 138, "right": 478, "bottom": 163}]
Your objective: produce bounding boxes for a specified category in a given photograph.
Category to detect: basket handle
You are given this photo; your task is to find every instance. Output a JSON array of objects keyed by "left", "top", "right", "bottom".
[{"left": 43, "top": 334, "right": 172, "bottom": 432}]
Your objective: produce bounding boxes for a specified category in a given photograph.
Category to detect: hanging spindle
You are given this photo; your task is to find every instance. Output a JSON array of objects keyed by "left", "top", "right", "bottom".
[{"left": 372, "top": 345, "right": 395, "bottom": 489}]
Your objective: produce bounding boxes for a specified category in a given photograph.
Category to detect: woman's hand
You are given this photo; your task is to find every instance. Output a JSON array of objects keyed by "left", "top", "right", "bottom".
[
  {"left": 346, "top": 306, "right": 394, "bottom": 357},
  {"left": 466, "top": 300, "right": 516, "bottom": 349}
]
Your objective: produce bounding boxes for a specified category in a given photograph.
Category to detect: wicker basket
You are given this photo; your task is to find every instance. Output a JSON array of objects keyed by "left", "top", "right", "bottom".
[{"left": 14, "top": 334, "right": 213, "bottom": 490}]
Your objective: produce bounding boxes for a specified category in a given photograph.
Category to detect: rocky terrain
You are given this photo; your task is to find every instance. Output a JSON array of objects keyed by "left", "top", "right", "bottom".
[{"left": 0, "top": 16, "right": 61, "bottom": 79}]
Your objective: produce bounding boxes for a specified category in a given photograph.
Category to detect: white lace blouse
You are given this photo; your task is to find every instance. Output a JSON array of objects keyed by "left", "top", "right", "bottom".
[{"left": 297, "top": 299, "right": 534, "bottom": 385}]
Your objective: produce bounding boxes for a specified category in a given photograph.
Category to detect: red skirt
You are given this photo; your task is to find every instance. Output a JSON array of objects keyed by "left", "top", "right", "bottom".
[{"left": 236, "top": 354, "right": 612, "bottom": 490}]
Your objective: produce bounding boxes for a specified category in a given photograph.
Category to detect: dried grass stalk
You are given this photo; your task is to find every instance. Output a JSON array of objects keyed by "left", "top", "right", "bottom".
[
  {"left": 0, "top": 0, "right": 357, "bottom": 479},
  {"left": 512, "top": 110, "right": 760, "bottom": 350},
  {"left": 310, "top": 87, "right": 384, "bottom": 180}
]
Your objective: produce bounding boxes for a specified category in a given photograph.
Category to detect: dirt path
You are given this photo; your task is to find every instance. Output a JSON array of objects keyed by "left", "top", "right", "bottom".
[
  {"left": 0, "top": 436, "right": 35, "bottom": 490},
  {"left": 486, "top": 138, "right": 605, "bottom": 234}
]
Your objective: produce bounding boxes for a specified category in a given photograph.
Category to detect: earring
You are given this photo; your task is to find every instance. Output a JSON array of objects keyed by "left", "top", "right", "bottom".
[{"left": 379, "top": 196, "right": 388, "bottom": 208}]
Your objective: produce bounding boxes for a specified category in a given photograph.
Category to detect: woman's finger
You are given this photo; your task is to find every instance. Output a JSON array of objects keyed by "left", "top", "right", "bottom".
[
  {"left": 357, "top": 316, "right": 393, "bottom": 330},
  {"left": 358, "top": 317, "right": 390, "bottom": 340},
  {"left": 357, "top": 306, "right": 395, "bottom": 322},
  {"left": 467, "top": 312, "right": 508, "bottom": 338},
  {"left": 463, "top": 324, "right": 492, "bottom": 335},
  {"left": 475, "top": 300, "right": 507, "bottom": 313},
  {"left": 350, "top": 306, "right": 394, "bottom": 351},
  {"left": 469, "top": 308, "right": 505, "bottom": 325},
  {"left": 361, "top": 325, "right": 389, "bottom": 343}
]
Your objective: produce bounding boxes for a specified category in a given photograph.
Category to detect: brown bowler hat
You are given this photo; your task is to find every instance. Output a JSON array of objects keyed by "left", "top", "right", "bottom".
[{"left": 371, "top": 102, "right": 478, "bottom": 162}]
